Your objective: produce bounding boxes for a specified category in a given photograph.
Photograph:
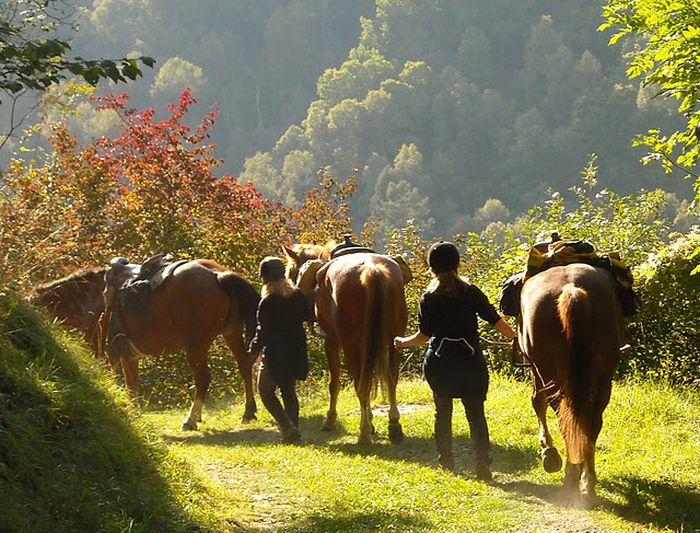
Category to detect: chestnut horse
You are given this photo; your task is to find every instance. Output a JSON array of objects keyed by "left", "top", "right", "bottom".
[
  {"left": 32, "top": 268, "right": 107, "bottom": 352},
  {"left": 519, "top": 263, "right": 624, "bottom": 500},
  {"left": 33, "top": 260, "right": 260, "bottom": 430},
  {"left": 284, "top": 244, "right": 408, "bottom": 444}
]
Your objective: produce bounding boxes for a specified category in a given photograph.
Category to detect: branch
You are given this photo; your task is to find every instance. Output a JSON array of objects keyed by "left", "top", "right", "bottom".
[
  {"left": 660, "top": 151, "right": 700, "bottom": 180},
  {"left": 0, "top": 89, "right": 41, "bottom": 152}
]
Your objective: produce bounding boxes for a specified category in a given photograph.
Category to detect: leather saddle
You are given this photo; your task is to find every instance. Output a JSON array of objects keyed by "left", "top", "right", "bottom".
[{"left": 105, "top": 253, "right": 187, "bottom": 316}]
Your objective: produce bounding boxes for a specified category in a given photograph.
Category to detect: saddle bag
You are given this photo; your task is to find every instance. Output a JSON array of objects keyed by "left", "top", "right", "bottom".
[{"left": 499, "top": 272, "right": 524, "bottom": 317}]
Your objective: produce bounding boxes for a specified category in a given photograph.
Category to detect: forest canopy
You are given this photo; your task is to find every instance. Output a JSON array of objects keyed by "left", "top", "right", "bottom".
[{"left": 24, "top": 0, "right": 686, "bottom": 239}]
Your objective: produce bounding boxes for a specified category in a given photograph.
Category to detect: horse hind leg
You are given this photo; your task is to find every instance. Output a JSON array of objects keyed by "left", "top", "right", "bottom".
[
  {"left": 387, "top": 344, "right": 404, "bottom": 444},
  {"left": 321, "top": 336, "right": 341, "bottom": 431},
  {"left": 357, "top": 391, "right": 374, "bottom": 445},
  {"left": 563, "top": 460, "right": 584, "bottom": 498},
  {"left": 582, "top": 448, "right": 597, "bottom": 500},
  {"left": 223, "top": 332, "right": 257, "bottom": 422},
  {"left": 181, "top": 345, "right": 212, "bottom": 431},
  {"left": 532, "top": 383, "right": 562, "bottom": 473}
]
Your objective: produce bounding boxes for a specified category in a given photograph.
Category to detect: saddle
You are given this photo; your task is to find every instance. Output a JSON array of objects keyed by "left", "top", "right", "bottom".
[
  {"left": 330, "top": 235, "right": 376, "bottom": 259},
  {"left": 102, "top": 254, "right": 188, "bottom": 362},
  {"left": 105, "top": 254, "right": 188, "bottom": 316},
  {"left": 329, "top": 235, "right": 413, "bottom": 284},
  {"left": 499, "top": 238, "right": 638, "bottom": 318}
]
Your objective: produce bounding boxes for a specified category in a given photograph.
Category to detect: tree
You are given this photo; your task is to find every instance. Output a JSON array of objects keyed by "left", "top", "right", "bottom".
[
  {"left": 0, "top": 0, "right": 153, "bottom": 149},
  {"left": 600, "top": 1, "right": 700, "bottom": 198},
  {"left": 150, "top": 57, "right": 206, "bottom": 99}
]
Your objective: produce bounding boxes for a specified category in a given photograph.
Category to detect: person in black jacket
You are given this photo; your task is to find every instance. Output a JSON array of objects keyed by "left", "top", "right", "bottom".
[
  {"left": 250, "top": 256, "right": 310, "bottom": 443},
  {"left": 394, "top": 241, "right": 515, "bottom": 480}
]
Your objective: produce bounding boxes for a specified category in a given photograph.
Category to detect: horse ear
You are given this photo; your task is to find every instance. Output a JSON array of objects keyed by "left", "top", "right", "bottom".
[{"left": 282, "top": 245, "right": 298, "bottom": 262}]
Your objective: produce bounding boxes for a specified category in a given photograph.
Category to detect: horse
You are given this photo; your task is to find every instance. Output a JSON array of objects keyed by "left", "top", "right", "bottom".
[
  {"left": 33, "top": 259, "right": 260, "bottom": 430},
  {"left": 31, "top": 268, "right": 108, "bottom": 352},
  {"left": 284, "top": 243, "right": 408, "bottom": 444},
  {"left": 518, "top": 263, "right": 624, "bottom": 501}
]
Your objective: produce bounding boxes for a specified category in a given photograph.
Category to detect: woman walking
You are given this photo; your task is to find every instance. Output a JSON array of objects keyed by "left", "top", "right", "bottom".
[
  {"left": 250, "top": 256, "right": 310, "bottom": 443},
  {"left": 394, "top": 241, "right": 515, "bottom": 479}
]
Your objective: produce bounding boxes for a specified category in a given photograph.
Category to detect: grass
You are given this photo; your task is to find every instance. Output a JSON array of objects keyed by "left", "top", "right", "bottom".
[
  {"left": 143, "top": 374, "right": 700, "bottom": 532},
  {"left": 0, "top": 295, "right": 223, "bottom": 532},
  {"left": 4, "top": 293, "right": 698, "bottom": 531}
]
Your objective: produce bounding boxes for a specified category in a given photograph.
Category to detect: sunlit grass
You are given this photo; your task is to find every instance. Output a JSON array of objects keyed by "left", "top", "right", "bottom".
[{"left": 143, "top": 374, "right": 700, "bottom": 532}]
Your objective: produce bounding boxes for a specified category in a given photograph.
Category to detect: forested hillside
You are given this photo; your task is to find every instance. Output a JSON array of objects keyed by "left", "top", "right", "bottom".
[{"left": 64, "top": 0, "right": 690, "bottom": 236}]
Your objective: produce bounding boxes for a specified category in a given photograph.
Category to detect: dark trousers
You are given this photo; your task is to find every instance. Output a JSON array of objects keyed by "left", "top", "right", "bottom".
[
  {"left": 433, "top": 394, "right": 490, "bottom": 466},
  {"left": 258, "top": 360, "right": 299, "bottom": 430}
]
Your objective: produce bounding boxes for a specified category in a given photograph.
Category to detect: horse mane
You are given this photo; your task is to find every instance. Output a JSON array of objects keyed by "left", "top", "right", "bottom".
[
  {"left": 291, "top": 241, "right": 335, "bottom": 262},
  {"left": 34, "top": 267, "right": 107, "bottom": 296}
]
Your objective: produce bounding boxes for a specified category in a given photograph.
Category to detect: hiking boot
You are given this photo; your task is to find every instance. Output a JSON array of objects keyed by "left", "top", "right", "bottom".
[
  {"left": 475, "top": 460, "right": 492, "bottom": 481},
  {"left": 282, "top": 426, "right": 302, "bottom": 444}
]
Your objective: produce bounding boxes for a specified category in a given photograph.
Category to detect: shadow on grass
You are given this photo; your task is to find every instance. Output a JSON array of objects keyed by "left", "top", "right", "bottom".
[
  {"left": 275, "top": 509, "right": 433, "bottom": 532},
  {"left": 495, "top": 473, "right": 700, "bottom": 530},
  {"left": 163, "top": 411, "right": 540, "bottom": 478},
  {"left": 495, "top": 479, "right": 568, "bottom": 507},
  {"left": 598, "top": 475, "right": 700, "bottom": 531}
]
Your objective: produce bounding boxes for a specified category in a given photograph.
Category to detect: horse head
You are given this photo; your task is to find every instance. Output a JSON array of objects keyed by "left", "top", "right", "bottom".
[
  {"left": 31, "top": 267, "right": 108, "bottom": 355},
  {"left": 282, "top": 242, "right": 334, "bottom": 283}
]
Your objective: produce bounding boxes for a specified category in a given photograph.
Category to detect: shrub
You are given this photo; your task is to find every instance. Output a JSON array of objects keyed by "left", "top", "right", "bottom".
[{"left": 626, "top": 231, "right": 700, "bottom": 384}]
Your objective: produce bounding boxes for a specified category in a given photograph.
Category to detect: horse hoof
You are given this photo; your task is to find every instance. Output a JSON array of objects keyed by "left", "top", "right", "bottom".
[
  {"left": 181, "top": 420, "right": 198, "bottom": 431},
  {"left": 388, "top": 423, "right": 404, "bottom": 444},
  {"left": 542, "top": 448, "right": 562, "bottom": 473},
  {"left": 321, "top": 417, "right": 336, "bottom": 431},
  {"left": 580, "top": 490, "right": 598, "bottom": 509},
  {"left": 241, "top": 413, "right": 257, "bottom": 423}
]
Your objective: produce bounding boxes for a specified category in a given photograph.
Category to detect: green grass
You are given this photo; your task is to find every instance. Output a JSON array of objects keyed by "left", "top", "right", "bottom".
[
  {"left": 4, "top": 293, "right": 699, "bottom": 531},
  {"left": 0, "top": 295, "right": 223, "bottom": 532},
  {"left": 143, "top": 374, "right": 700, "bottom": 532}
]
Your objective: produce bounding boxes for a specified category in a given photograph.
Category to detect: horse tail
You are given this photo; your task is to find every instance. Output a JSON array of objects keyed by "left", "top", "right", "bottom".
[
  {"left": 218, "top": 272, "right": 260, "bottom": 344},
  {"left": 359, "top": 265, "right": 390, "bottom": 400},
  {"left": 556, "top": 283, "right": 595, "bottom": 464}
]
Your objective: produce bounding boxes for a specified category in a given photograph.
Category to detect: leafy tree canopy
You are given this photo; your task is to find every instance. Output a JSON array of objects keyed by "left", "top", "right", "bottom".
[
  {"left": 0, "top": 0, "right": 153, "bottom": 148},
  {"left": 601, "top": 0, "right": 700, "bottom": 198}
]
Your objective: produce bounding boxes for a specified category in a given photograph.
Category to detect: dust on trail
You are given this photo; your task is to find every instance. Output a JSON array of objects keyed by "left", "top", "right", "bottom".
[
  {"left": 205, "top": 460, "right": 305, "bottom": 532},
  {"left": 512, "top": 512, "right": 605, "bottom": 533}
]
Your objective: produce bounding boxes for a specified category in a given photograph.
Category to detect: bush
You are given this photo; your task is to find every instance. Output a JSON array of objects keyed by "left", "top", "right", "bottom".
[{"left": 625, "top": 231, "right": 700, "bottom": 384}]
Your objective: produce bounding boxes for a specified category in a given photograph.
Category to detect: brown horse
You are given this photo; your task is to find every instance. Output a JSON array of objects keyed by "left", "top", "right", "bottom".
[
  {"left": 31, "top": 268, "right": 108, "bottom": 352},
  {"left": 284, "top": 244, "right": 408, "bottom": 444},
  {"left": 33, "top": 259, "right": 260, "bottom": 430},
  {"left": 519, "top": 263, "right": 624, "bottom": 500}
]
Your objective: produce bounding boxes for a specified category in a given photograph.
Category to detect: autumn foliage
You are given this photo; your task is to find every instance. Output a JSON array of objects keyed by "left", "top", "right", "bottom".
[{"left": 0, "top": 89, "right": 354, "bottom": 290}]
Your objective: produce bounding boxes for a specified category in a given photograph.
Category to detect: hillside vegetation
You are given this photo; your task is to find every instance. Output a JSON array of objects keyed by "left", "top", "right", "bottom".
[
  {"left": 37, "top": 0, "right": 692, "bottom": 236},
  {"left": 0, "top": 294, "right": 223, "bottom": 532}
]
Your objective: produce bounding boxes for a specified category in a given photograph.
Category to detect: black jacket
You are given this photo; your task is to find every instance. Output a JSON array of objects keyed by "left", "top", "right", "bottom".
[
  {"left": 419, "top": 282, "right": 500, "bottom": 399},
  {"left": 250, "top": 288, "right": 310, "bottom": 383}
]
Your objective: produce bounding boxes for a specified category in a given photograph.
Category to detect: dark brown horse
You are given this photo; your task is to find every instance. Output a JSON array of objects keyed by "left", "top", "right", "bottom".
[
  {"left": 31, "top": 268, "right": 108, "bottom": 352},
  {"left": 284, "top": 243, "right": 408, "bottom": 444},
  {"left": 33, "top": 259, "right": 260, "bottom": 430},
  {"left": 519, "top": 263, "right": 624, "bottom": 500}
]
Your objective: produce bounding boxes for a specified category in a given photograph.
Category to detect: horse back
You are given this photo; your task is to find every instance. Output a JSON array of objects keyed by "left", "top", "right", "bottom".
[
  {"left": 315, "top": 254, "right": 406, "bottom": 348},
  {"left": 520, "top": 264, "right": 622, "bottom": 417},
  {"left": 520, "top": 264, "right": 621, "bottom": 352}
]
